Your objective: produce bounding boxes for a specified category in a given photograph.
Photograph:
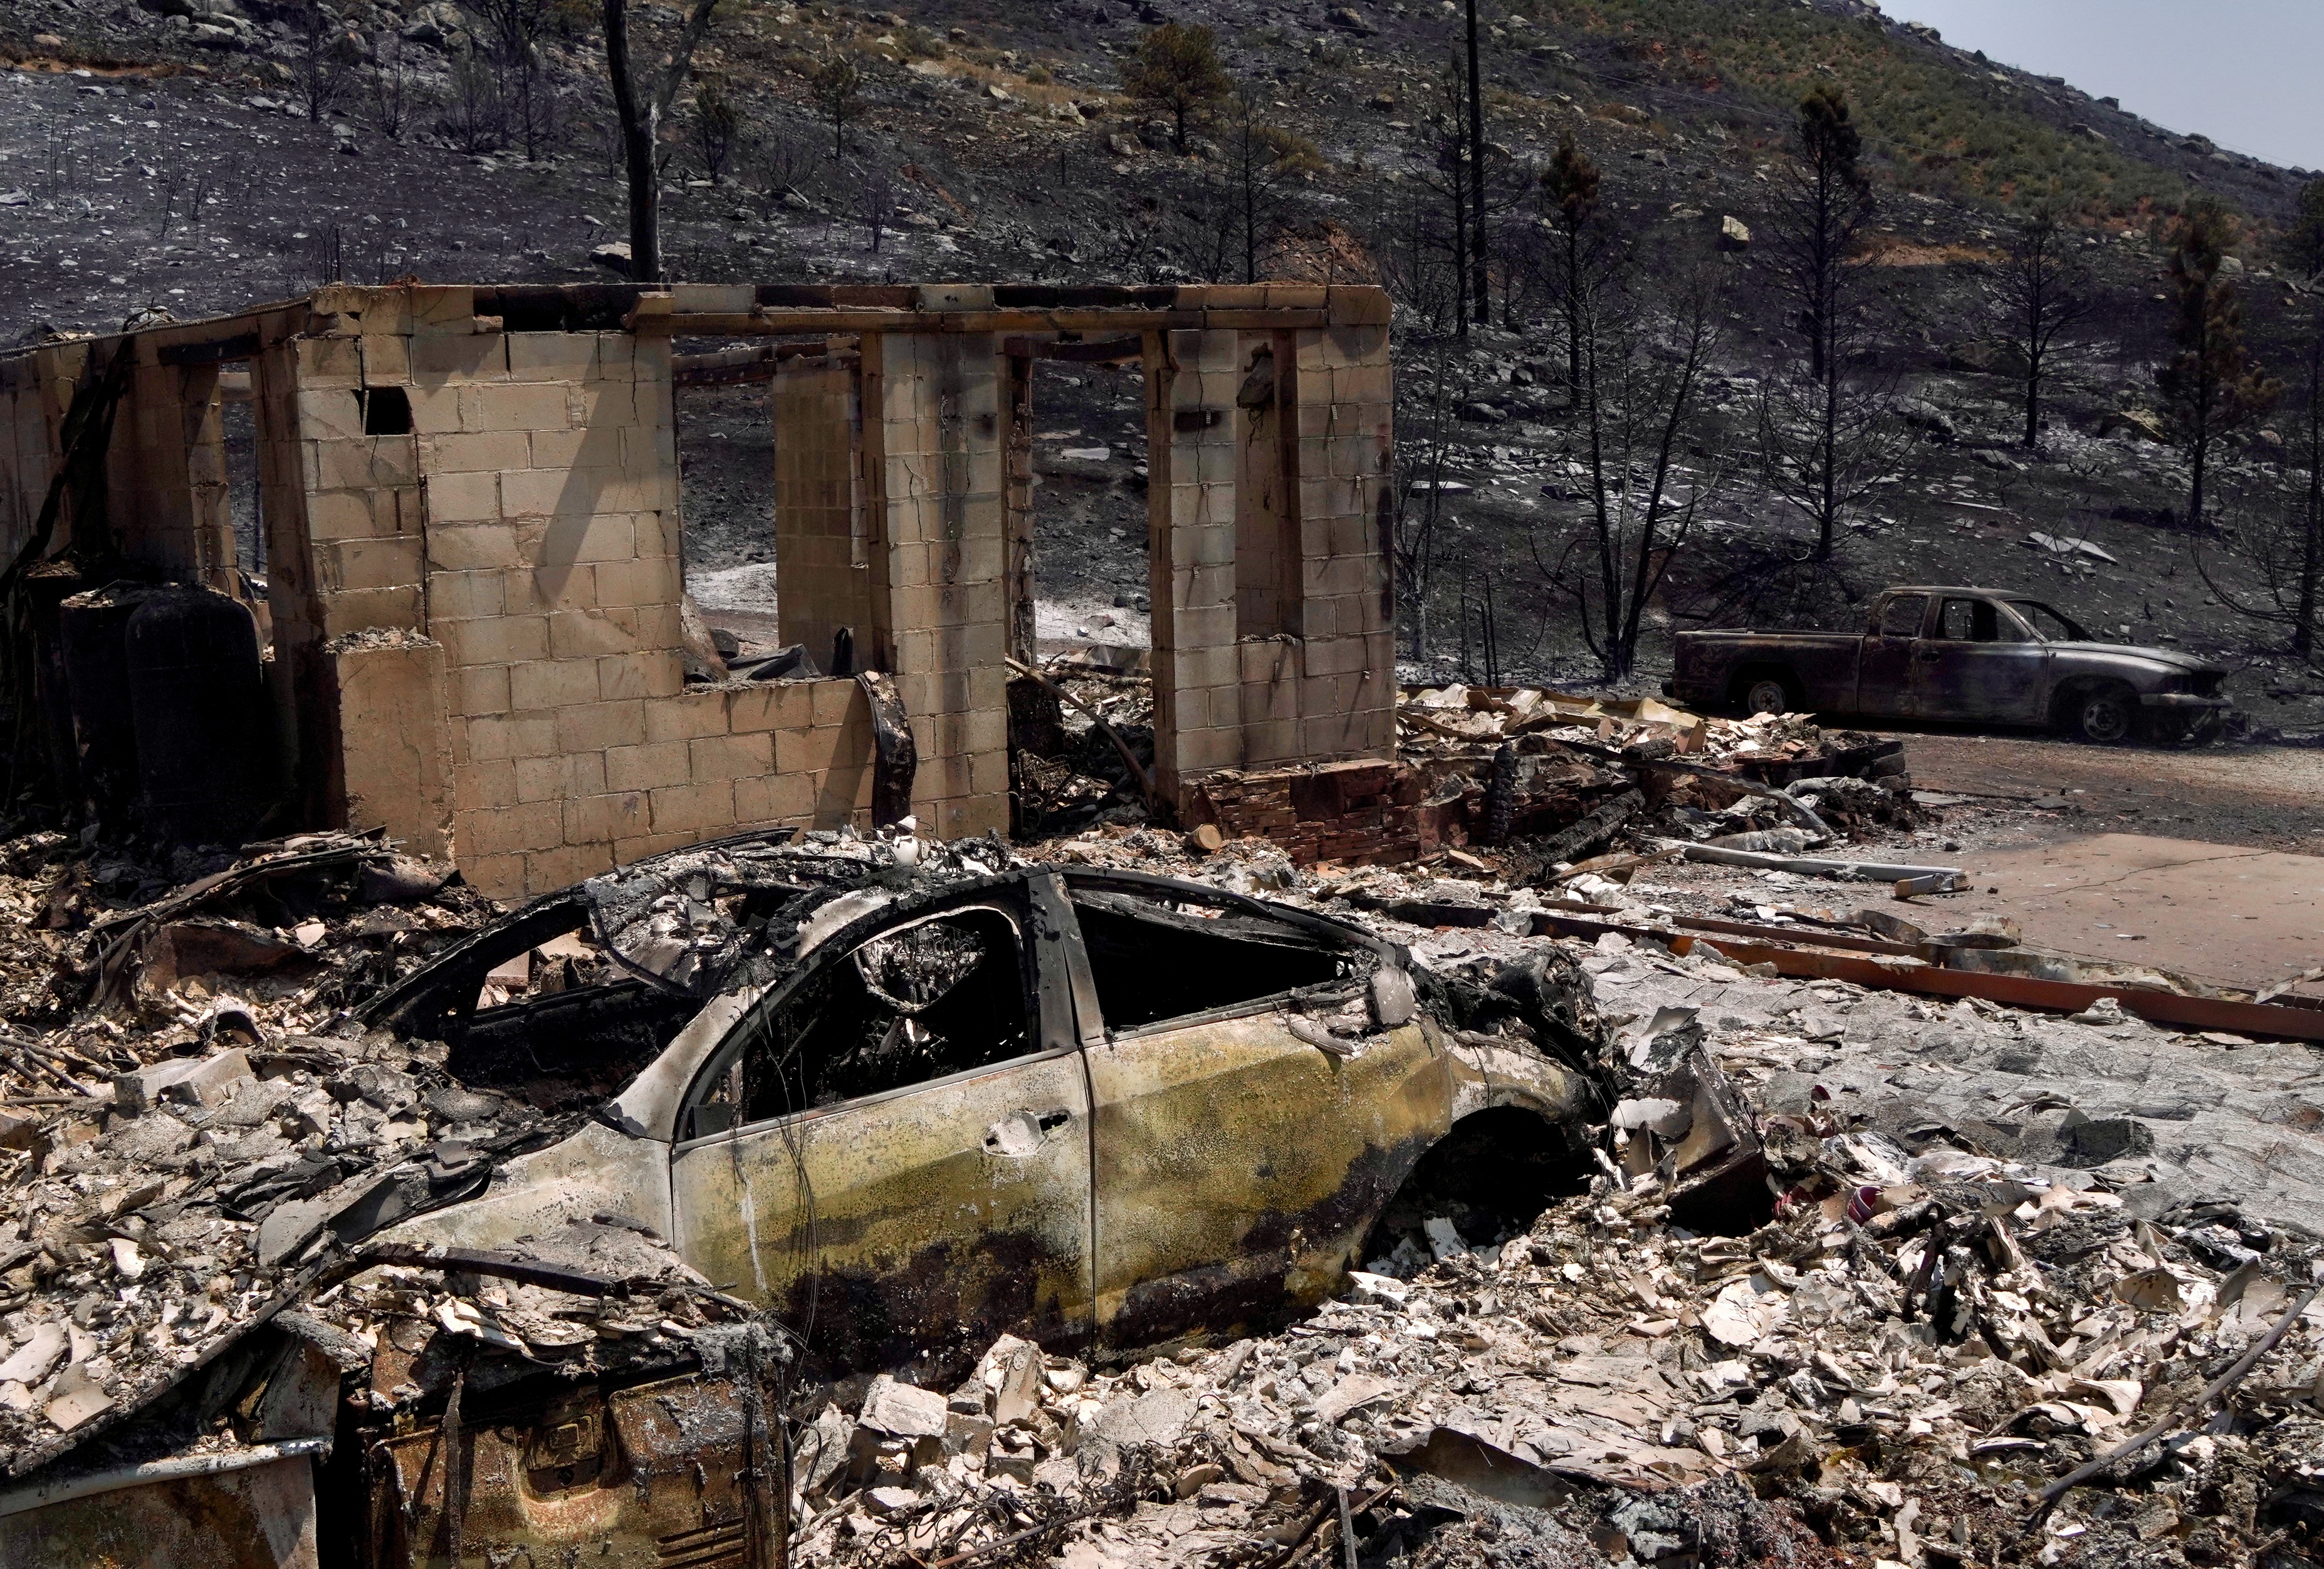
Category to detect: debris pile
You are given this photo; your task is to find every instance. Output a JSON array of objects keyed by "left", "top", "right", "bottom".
[{"left": 773, "top": 1006, "right": 2324, "bottom": 1569}]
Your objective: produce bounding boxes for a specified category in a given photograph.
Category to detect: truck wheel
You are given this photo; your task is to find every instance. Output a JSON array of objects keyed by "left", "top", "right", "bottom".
[
  {"left": 2066, "top": 683, "right": 2137, "bottom": 744},
  {"left": 1737, "top": 673, "right": 1798, "bottom": 717}
]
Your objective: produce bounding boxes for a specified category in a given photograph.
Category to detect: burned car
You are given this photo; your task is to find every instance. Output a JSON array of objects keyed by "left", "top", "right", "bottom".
[
  {"left": 1668, "top": 585, "right": 2232, "bottom": 742},
  {"left": 0, "top": 830, "right": 1600, "bottom": 1566}
]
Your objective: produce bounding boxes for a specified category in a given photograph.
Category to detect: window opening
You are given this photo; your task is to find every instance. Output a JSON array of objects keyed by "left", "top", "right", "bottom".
[
  {"left": 1876, "top": 594, "right": 1927, "bottom": 638},
  {"left": 1016, "top": 351, "right": 1151, "bottom": 660},
  {"left": 358, "top": 385, "right": 412, "bottom": 435},
  {"left": 686, "top": 905, "right": 1032, "bottom": 1139},
  {"left": 2006, "top": 600, "right": 2088, "bottom": 642},
  {"left": 218, "top": 367, "right": 264, "bottom": 574},
  {"left": 1935, "top": 597, "right": 2011, "bottom": 642},
  {"left": 1070, "top": 889, "right": 1355, "bottom": 1031}
]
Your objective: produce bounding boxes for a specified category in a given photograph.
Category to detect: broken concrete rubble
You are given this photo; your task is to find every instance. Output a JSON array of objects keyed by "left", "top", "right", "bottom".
[{"left": 0, "top": 719, "right": 2321, "bottom": 1566}]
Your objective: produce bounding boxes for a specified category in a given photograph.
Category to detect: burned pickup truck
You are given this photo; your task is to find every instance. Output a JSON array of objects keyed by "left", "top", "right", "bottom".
[
  {"left": 0, "top": 830, "right": 1601, "bottom": 1566},
  {"left": 1667, "top": 585, "right": 2231, "bottom": 743}
]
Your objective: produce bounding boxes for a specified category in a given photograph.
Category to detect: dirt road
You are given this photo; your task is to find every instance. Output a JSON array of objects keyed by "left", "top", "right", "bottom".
[{"left": 1884, "top": 731, "right": 2324, "bottom": 854}]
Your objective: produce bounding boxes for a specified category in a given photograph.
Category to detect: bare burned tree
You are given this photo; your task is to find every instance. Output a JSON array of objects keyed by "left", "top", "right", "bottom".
[
  {"left": 1374, "top": 187, "right": 1460, "bottom": 334},
  {"left": 1760, "top": 85, "right": 1894, "bottom": 560},
  {"left": 602, "top": 0, "right": 725, "bottom": 283},
  {"left": 691, "top": 78, "right": 738, "bottom": 184},
  {"left": 1539, "top": 133, "right": 1607, "bottom": 405},
  {"left": 1992, "top": 205, "right": 2097, "bottom": 449},
  {"left": 471, "top": 0, "right": 558, "bottom": 159},
  {"left": 1215, "top": 88, "right": 1322, "bottom": 284},
  {"left": 1534, "top": 245, "right": 1730, "bottom": 680},
  {"left": 368, "top": 31, "right": 417, "bottom": 142},
  {"left": 2198, "top": 180, "right": 2324, "bottom": 661},
  {"left": 1393, "top": 342, "right": 1473, "bottom": 660},
  {"left": 857, "top": 162, "right": 895, "bottom": 253},
  {"left": 437, "top": 51, "right": 508, "bottom": 155},
  {"left": 293, "top": 0, "right": 359, "bottom": 123},
  {"left": 809, "top": 56, "right": 865, "bottom": 160},
  {"left": 2160, "top": 196, "right": 2280, "bottom": 532}
]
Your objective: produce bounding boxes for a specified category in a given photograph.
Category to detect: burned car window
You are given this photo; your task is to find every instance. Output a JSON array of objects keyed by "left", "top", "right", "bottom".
[
  {"left": 1935, "top": 597, "right": 2019, "bottom": 642},
  {"left": 1069, "top": 889, "right": 1356, "bottom": 1031},
  {"left": 685, "top": 907, "right": 1035, "bottom": 1139},
  {"left": 2006, "top": 599, "right": 2089, "bottom": 642},
  {"left": 1876, "top": 594, "right": 1927, "bottom": 637}
]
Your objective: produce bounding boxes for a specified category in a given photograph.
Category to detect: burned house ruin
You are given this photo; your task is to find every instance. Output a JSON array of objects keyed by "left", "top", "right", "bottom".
[{"left": 1, "top": 283, "right": 1395, "bottom": 891}]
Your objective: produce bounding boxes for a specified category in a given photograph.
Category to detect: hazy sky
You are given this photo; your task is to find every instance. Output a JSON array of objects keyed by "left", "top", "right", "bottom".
[{"left": 1876, "top": 0, "right": 2324, "bottom": 172}]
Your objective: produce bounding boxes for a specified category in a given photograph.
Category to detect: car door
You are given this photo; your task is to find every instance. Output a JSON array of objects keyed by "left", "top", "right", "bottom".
[
  {"left": 667, "top": 885, "right": 1096, "bottom": 1376},
  {"left": 1853, "top": 593, "right": 1929, "bottom": 717},
  {"left": 1912, "top": 596, "right": 2051, "bottom": 724},
  {"left": 1065, "top": 878, "right": 1450, "bottom": 1347}
]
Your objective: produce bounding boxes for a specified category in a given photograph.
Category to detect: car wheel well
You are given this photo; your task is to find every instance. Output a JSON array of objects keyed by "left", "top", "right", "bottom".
[
  {"left": 1728, "top": 663, "right": 1803, "bottom": 716},
  {"left": 1359, "top": 1107, "right": 1593, "bottom": 1268},
  {"left": 2053, "top": 677, "right": 2140, "bottom": 743}
]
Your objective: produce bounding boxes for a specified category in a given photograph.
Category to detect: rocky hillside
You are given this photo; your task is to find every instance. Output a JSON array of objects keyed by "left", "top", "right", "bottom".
[{"left": 3, "top": 0, "right": 2321, "bottom": 729}]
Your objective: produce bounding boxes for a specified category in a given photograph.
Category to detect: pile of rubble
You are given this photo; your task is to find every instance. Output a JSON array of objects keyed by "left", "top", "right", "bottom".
[
  {"left": 768, "top": 899, "right": 2324, "bottom": 1568},
  {"left": 4, "top": 776, "right": 2323, "bottom": 1565},
  {"left": 1004, "top": 664, "right": 1928, "bottom": 872}
]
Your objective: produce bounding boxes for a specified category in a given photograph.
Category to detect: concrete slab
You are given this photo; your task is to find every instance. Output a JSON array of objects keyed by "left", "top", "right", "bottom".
[{"left": 1952, "top": 832, "right": 2324, "bottom": 995}]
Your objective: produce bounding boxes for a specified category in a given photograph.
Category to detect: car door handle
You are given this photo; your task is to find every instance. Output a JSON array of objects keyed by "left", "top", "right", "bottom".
[{"left": 983, "top": 1108, "right": 1072, "bottom": 1156}]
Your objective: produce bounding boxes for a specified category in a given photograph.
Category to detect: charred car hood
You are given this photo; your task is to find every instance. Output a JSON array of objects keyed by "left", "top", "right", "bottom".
[{"left": 2056, "top": 642, "right": 2225, "bottom": 676}]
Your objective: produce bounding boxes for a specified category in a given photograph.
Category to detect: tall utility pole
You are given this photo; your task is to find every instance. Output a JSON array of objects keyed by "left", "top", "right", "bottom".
[{"left": 1465, "top": 0, "right": 1488, "bottom": 325}]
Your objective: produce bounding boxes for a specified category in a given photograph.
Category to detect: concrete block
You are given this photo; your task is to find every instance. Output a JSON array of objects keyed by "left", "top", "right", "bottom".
[
  {"left": 548, "top": 608, "right": 642, "bottom": 660},
  {"left": 327, "top": 634, "right": 453, "bottom": 855},
  {"left": 422, "top": 430, "right": 533, "bottom": 473},
  {"left": 409, "top": 331, "right": 505, "bottom": 380},
  {"left": 735, "top": 770, "right": 817, "bottom": 824},
  {"left": 319, "top": 586, "right": 424, "bottom": 638},
  {"left": 529, "top": 425, "right": 626, "bottom": 469},
  {"left": 508, "top": 657, "right": 603, "bottom": 712},
  {"left": 600, "top": 650, "right": 678, "bottom": 701},
  {"left": 607, "top": 739, "right": 691, "bottom": 793},
  {"left": 647, "top": 691, "right": 730, "bottom": 743},
  {"left": 554, "top": 699, "right": 647, "bottom": 754},
  {"left": 506, "top": 333, "right": 600, "bottom": 381},
  {"left": 448, "top": 660, "right": 509, "bottom": 716},
  {"left": 431, "top": 569, "right": 504, "bottom": 622},
  {"left": 689, "top": 731, "right": 773, "bottom": 781},
  {"left": 651, "top": 778, "right": 735, "bottom": 835},
  {"left": 458, "top": 381, "right": 572, "bottom": 433},
  {"left": 463, "top": 711, "right": 560, "bottom": 762},
  {"left": 423, "top": 474, "right": 505, "bottom": 528},
  {"left": 563, "top": 791, "right": 649, "bottom": 843},
  {"left": 454, "top": 760, "right": 518, "bottom": 811},
  {"left": 461, "top": 852, "right": 525, "bottom": 899},
  {"left": 439, "top": 612, "right": 548, "bottom": 667},
  {"left": 461, "top": 801, "right": 565, "bottom": 857},
  {"left": 321, "top": 536, "right": 423, "bottom": 595}
]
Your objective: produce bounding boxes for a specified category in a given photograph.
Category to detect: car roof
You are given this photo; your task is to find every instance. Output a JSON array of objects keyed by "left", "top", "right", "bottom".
[{"left": 1884, "top": 586, "right": 2044, "bottom": 597}]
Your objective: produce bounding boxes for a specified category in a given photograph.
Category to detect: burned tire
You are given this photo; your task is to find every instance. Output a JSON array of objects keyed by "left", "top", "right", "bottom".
[
  {"left": 1731, "top": 667, "right": 1801, "bottom": 717},
  {"left": 2063, "top": 682, "right": 2137, "bottom": 744}
]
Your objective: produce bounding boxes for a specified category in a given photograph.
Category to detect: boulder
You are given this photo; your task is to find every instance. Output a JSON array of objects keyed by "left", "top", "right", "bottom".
[
  {"left": 1718, "top": 214, "right": 1751, "bottom": 251},
  {"left": 589, "top": 240, "right": 634, "bottom": 276}
]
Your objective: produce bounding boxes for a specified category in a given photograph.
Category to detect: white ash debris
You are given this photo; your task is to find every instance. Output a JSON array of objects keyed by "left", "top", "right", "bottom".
[
  {"left": 783, "top": 1091, "right": 2324, "bottom": 1569},
  {"left": 0, "top": 819, "right": 1009, "bottom": 1476}
]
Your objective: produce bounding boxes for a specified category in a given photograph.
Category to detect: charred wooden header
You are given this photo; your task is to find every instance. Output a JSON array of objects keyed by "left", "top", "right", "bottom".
[{"left": 0, "top": 281, "right": 1388, "bottom": 368}]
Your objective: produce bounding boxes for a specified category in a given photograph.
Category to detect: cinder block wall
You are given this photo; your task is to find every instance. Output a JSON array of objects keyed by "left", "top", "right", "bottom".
[
  {"left": 271, "top": 287, "right": 885, "bottom": 897},
  {"left": 866, "top": 328, "right": 1011, "bottom": 842},
  {"left": 0, "top": 282, "right": 1392, "bottom": 893},
  {"left": 1148, "top": 288, "right": 1397, "bottom": 795},
  {"left": 0, "top": 341, "right": 81, "bottom": 558}
]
